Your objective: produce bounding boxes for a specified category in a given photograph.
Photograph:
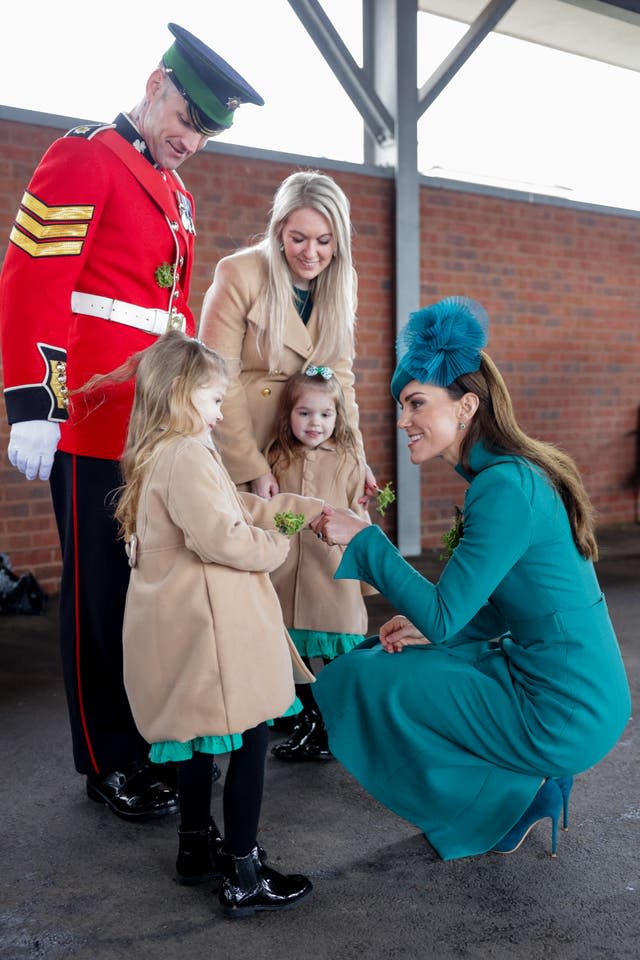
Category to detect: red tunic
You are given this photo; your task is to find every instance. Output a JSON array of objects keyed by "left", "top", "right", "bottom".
[{"left": 0, "top": 124, "right": 196, "bottom": 460}]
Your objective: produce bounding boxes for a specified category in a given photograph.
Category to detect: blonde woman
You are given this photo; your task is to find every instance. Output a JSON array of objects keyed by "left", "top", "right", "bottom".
[{"left": 200, "top": 170, "right": 376, "bottom": 499}]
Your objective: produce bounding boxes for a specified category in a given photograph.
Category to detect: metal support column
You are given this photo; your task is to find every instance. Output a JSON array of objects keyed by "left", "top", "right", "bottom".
[{"left": 364, "top": 0, "right": 422, "bottom": 556}]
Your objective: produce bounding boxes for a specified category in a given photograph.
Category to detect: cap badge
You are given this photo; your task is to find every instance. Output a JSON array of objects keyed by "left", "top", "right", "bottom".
[{"left": 226, "top": 97, "right": 241, "bottom": 111}]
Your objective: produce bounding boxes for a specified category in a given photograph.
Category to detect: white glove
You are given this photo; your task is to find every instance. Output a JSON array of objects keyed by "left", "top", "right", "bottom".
[{"left": 8, "top": 420, "right": 61, "bottom": 481}]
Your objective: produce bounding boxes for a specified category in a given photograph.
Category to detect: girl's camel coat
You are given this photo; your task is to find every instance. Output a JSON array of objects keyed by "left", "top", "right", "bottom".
[
  {"left": 269, "top": 443, "right": 375, "bottom": 634},
  {"left": 123, "top": 436, "right": 320, "bottom": 745},
  {"left": 200, "top": 248, "right": 363, "bottom": 485}
]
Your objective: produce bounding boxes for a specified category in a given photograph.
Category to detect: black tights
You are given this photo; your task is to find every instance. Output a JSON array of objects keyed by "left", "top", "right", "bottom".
[
  {"left": 176, "top": 722, "right": 269, "bottom": 857},
  {"left": 295, "top": 655, "right": 330, "bottom": 713}
]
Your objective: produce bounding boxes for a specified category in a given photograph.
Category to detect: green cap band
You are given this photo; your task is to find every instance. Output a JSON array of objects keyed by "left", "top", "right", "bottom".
[{"left": 163, "top": 43, "right": 234, "bottom": 130}]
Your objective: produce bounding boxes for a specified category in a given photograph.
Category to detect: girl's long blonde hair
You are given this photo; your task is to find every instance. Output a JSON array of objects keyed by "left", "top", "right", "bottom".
[
  {"left": 452, "top": 352, "right": 598, "bottom": 560},
  {"left": 251, "top": 170, "right": 357, "bottom": 372},
  {"left": 266, "top": 371, "right": 358, "bottom": 474},
  {"left": 82, "top": 331, "right": 228, "bottom": 541}
]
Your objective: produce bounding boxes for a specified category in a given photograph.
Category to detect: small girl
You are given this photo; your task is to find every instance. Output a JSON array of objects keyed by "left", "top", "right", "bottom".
[
  {"left": 112, "top": 330, "right": 323, "bottom": 918},
  {"left": 266, "top": 368, "right": 374, "bottom": 763}
]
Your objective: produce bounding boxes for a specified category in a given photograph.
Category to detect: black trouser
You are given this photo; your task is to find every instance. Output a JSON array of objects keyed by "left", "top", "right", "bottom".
[
  {"left": 177, "top": 723, "right": 269, "bottom": 857},
  {"left": 50, "top": 451, "right": 148, "bottom": 775}
]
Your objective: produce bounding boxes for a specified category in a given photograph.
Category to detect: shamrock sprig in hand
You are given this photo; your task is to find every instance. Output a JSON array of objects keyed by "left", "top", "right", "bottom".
[
  {"left": 376, "top": 481, "right": 396, "bottom": 517},
  {"left": 274, "top": 512, "right": 306, "bottom": 537}
]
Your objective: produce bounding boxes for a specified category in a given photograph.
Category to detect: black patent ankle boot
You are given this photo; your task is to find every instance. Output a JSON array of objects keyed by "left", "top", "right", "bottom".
[
  {"left": 176, "top": 817, "right": 224, "bottom": 885},
  {"left": 218, "top": 847, "right": 313, "bottom": 918},
  {"left": 270, "top": 711, "right": 317, "bottom": 761},
  {"left": 301, "top": 713, "right": 333, "bottom": 761}
]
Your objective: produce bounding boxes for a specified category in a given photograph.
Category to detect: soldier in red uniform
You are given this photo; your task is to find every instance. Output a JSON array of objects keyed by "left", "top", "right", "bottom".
[{"left": 0, "top": 23, "right": 263, "bottom": 820}]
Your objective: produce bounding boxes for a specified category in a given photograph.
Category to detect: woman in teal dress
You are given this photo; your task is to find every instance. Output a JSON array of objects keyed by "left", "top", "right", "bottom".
[{"left": 312, "top": 296, "right": 631, "bottom": 861}]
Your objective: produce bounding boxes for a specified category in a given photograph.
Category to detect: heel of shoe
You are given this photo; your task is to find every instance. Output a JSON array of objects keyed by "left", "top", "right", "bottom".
[
  {"left": 550, "top": 807, "right": 559, "bottom": 857},
  {"left": 552, "top": 775, "right": 574, "bottom": 831},
  {"left": 492, "top": 778, "right": 563, "bottom": 857},
  {"left": 539, "top": 781, "right": 562, "bottom": 858}
]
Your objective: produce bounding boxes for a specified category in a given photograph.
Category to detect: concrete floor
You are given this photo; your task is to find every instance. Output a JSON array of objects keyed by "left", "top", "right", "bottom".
[{"left": 1, "top": 525, "right": 638, "bottom": 960}]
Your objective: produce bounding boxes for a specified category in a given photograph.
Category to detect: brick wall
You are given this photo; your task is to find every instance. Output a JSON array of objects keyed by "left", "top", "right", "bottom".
[
  {"left": 1, "top": 115, "right": 638, "bottom": 593},
  {"left": 415, "top": 190, "right": 640, "bottom": 544}
]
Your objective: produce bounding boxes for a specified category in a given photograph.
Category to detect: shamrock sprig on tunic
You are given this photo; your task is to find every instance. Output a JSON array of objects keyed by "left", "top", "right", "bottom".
[
  {"left": 440, "top": 506, "right": 464, "bottom": 561},
  {"left": 155, "top": 262, "right": 175, "bottom": 288},
  {"left": 376, "top": 481, "right": 396, "bottom": 517},
  {"left": 274, "top": 512, "right": 306, "bottom": 536}
]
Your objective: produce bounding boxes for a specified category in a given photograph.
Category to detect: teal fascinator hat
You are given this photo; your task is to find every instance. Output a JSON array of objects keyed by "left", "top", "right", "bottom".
[{"left": 391, "top": 296, "right": 489, "bottom": 401}]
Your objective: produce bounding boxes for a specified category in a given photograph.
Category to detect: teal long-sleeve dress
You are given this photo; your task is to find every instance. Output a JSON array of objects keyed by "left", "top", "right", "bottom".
[{"left": 313, "top": 443, "right": 631, "bottom": 860}]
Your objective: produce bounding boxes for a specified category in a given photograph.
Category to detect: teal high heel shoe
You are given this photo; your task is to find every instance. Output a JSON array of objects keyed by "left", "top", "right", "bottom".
[
  {"left": 492, "top": 778, "right": 563, "bottom": 857},
  {"left": 552, "top": 775, "right": 574, "bottom": 831}
]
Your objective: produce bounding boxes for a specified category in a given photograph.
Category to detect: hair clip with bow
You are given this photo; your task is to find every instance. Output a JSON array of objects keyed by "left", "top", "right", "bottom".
[{"left": 305, "top": 365, "right": 334, "bottom": 380}]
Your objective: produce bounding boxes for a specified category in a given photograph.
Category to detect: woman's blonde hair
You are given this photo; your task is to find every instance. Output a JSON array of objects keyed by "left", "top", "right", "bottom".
[
  {"left": 253, "top": 170, "right": 356, "bottom": 372},
  {"left": 266, "top": 371, "right": 358, "bottom": 474},
  {"left": 451, "top": 352, "right": 598, "bottom": 560},
  {"left": 86, "top": 331, "right": 228, "bottom": 540}
]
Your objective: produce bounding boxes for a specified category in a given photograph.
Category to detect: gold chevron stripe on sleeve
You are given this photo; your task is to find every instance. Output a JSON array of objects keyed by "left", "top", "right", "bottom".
[
  {"left": 16, "top": 208, "right": 90, "bottom": 239},
  {"left": 21, "top": 191, "right": 95, "bottom": 222},
  {"left": 9, "top": 226, "right": 83, "bottom": 257}
]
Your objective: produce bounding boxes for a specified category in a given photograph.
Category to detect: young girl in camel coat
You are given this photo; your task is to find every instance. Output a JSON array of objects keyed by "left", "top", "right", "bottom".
[
  {"left": 111, "top": 330, "right": 322, "bottom": 918},
  {"left": 265, "top": 369, "right": 374, "bottom": 763}
]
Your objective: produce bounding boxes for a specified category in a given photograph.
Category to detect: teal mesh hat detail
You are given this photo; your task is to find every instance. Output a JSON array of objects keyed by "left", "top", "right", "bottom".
[
  {"left": 163, "top": 23, "right": 264, "bottom": 135},
  {"left": 391, "top": 296, "right": 489, "bottom": 401}
]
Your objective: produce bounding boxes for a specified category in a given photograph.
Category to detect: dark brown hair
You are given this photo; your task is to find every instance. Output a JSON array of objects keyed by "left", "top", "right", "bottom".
[{"left": 449, "top": 352, "right": 598, "bottom": 560}]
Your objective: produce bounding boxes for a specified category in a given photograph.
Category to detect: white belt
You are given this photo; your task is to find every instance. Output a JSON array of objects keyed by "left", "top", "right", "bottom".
[{"left": 71, "top": 292, "right": 186, "bottom": 335}]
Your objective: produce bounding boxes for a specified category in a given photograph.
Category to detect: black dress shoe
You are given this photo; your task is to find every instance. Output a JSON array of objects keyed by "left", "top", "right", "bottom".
[{"left": 86, "top": 762, "right": 178, "bottom": 821}]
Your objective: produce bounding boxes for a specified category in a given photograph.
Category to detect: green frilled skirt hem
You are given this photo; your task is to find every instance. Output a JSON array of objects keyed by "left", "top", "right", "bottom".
[
  {"left": 149, "top": 697, "right": 303, "bottom": 763},
  {"left": 288, "top": 627, "right": 365, "bottom": 660}
]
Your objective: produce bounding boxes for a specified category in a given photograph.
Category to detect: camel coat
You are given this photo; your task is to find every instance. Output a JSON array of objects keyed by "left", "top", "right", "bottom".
[
  {"left": 122, "top": 436, "right": 321, "bottom": 745},
  {"left": 199, "top": 248, "right": 364, "bottom": 485},
  {"left": 269, "top": 443, "right": 375, "bottom": 635}
]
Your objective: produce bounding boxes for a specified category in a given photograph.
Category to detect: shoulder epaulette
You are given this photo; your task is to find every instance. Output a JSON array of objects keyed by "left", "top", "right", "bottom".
[{"left": 65, "top": 122, "right": 116, "bottom": 140}]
